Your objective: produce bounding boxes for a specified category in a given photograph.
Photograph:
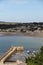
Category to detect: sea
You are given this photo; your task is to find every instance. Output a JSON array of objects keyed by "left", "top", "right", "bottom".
[{"left": 0, "top": 35, "right": 43, "bottom": 56}]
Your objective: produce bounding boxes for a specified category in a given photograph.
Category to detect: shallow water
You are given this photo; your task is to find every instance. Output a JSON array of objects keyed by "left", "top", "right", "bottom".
[{"left": 0, "top": 36, "right": 43, "bottom": 55}]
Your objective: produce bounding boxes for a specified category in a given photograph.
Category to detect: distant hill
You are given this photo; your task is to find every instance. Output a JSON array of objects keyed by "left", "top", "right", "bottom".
[{"left": 0, "top": 21, "right": 16, "bottom": 24}]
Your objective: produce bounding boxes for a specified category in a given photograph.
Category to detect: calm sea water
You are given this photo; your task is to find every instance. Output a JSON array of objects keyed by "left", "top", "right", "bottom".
[{"left": 0, "top": 35, "right": 43, "bottom": 55}]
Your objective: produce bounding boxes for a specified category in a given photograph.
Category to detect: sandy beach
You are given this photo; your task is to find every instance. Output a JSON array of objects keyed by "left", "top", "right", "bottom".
[{"left": 0, "top": 31, "right": 43, "bottom": 37}]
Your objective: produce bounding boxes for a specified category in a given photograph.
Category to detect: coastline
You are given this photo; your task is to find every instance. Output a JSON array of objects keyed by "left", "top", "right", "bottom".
[{"left": 0, "top": 32, "right": 43, "bottom": 37}]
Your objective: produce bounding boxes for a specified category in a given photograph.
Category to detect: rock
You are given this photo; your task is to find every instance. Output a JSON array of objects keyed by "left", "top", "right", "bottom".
[{"left": 17, "top": 47, "right": 24, "bottom": 52}]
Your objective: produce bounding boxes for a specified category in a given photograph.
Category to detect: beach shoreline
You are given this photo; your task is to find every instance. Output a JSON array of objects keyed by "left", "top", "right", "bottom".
[{"left": 0, "top": 32, "right": 43, "bottom": 37}]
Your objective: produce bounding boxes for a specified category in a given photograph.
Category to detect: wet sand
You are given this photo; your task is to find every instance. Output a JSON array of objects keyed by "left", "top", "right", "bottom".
[{"left": 0, "top": 32, "right": 43, "bottom": 37}]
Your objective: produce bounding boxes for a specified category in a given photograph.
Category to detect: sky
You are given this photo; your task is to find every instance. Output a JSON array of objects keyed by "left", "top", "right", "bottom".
[{"left": 0, "top": 0, "right": 43, "bottom": 22}]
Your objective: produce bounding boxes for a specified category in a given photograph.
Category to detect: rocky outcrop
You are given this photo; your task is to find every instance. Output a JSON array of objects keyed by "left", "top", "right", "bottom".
[{"left": 17, "top": 46, "right": 24, "bottom": 52}]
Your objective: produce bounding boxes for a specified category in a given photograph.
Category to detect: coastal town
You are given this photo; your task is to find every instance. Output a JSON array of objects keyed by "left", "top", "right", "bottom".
[
  {"left": 0, "top": 22, "right": 43, "bottom": 32},
  {"left": 0, "top": 22, "right": 43, "bottom": 37}
]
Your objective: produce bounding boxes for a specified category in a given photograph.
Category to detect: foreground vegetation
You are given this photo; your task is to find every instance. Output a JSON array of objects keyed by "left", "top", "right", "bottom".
[{"left": 26, "top": 46, "right": 43, "bottom": 65}]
